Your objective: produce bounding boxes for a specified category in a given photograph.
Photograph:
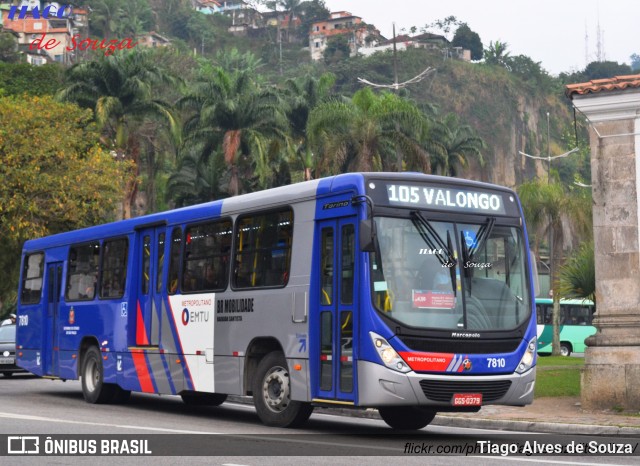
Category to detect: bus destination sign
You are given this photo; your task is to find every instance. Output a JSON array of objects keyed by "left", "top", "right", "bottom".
[{"left": 382, "top": 183, "right": 510, "bottom": 215}]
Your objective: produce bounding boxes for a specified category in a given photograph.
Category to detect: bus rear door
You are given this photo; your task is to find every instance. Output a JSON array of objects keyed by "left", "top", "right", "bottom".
[
  {"left": 44, "top": 261, "right": 63, "bottom": 376},
  {"left": 315, "top": 217, "right": 357, "bottom": 403},
  {"left": 135, "top": 226, "right": 166, "bottom": 347}
]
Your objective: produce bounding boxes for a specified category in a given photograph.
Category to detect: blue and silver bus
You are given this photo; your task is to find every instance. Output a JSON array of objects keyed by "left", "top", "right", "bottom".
[{"left": 16, "top": 172, "right": 537, "bottom": 430}]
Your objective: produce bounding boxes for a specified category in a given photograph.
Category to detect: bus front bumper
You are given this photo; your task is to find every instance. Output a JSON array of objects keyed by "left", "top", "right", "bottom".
[{"left": 357, "top": 360, "right": 536, "bottom": 408}]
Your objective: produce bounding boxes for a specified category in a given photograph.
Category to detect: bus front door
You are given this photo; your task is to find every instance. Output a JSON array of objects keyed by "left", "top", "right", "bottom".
[
  {"left": 136, "top": 227, "right": 166, "bottom": 347},
  {"left": 315, "top": 218, "right": 357, "bottom": 403},
  {"left": 44, "top": 262, "right": 63, "bottom": 376}
]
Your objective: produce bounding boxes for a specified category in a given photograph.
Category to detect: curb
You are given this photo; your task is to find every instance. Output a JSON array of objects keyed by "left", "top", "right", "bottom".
[{"left": 228, "top": 396, "right": 640, "bottom": 436}]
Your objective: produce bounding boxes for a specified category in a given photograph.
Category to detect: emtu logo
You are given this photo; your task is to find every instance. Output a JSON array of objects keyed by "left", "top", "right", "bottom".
[{"left": 8, "top": 3, "right": 72, "bottom": 20}]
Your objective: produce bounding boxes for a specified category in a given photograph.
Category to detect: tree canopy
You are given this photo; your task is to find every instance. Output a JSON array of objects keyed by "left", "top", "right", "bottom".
[
  {"left": 452, "top": 23, "right": 483, "bottom": 61},
  {"left": 0, "top": 95, "right": 128, "bottom": 243},
  {"left": 0, "top": 95, "right": 129, "bottom": 302}
]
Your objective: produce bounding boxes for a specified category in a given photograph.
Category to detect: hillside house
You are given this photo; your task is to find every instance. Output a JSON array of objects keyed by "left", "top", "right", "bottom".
[
  {"left": 136, "top": 31, "right": 171, "bottom": 48},
  {"left": 2, "top": 13, "right": 72, "bottom": 64},
  {"left": 309, "top": 11, "right": 377, "bottom": 61},
  {"left": 262, "top": 10, "right": 301, "bottom": 42},
  {"left": 226, "top": 7, "right": 262, "bottom": 35},
  {"left": 359, "top": 32, "right": 470, "bottom": 61},
  {"left": 191, "top": 0, "right": 245, "bottom": 14},
  {"left": 191, "top": 0, "right": 262, "bottom": 35}
]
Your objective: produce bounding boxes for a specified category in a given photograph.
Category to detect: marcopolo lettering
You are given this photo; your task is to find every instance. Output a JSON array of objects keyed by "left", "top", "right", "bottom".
[{"left": 8, "top": 4, "right": 72, "bottom": 20}]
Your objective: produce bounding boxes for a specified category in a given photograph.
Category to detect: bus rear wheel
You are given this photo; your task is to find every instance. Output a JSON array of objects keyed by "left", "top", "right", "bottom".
[
  {"left": 252, "top": 351, "right": 313, "bottom": 427},
  {"left": 560, "top": 343, "right": 572, "bottom": 357},
  {"left": 378, "top": 406, "right": 437, "bottom": 430},
  {"left": 81, "top": 346, "right": 116, "bottom": 404}
]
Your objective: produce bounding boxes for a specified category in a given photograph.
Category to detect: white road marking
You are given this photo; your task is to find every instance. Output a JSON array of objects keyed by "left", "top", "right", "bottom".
[
  {"left": 0, "top": 411, "right": 400, "bottom": 453},
  {"left": 0, "top": 411, "right": 220, "bottom": 434}
]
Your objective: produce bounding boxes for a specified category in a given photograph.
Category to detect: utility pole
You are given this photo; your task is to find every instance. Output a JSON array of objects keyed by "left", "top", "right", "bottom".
[
  {"left": 392, "top": 23, "right": 399, "bottom": 89},
  {"left": 357, "top": 23, "right": 435, "bottom": 172},
  {"left": 279, "top": 26, "right": 283, "bottom": 76}
]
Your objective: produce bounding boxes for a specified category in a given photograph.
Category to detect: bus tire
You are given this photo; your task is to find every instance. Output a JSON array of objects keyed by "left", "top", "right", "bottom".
[
  {"left": 378, "top": 406, "right": 436, "bottom": 430},
  {"left": 560, "top": 343, "right": 572, "bottom": 357},
  {"left": 81, "top": 346, "right": 116, "bottom": 404},
  {"left": 252, "top": 351, "right": 313, "bottom": 427},
  {"left": 181, "top": 392, "right": 227, "bottom": 406}
]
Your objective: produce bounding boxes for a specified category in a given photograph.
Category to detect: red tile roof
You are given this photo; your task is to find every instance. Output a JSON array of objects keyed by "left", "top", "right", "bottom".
[{"left": 566, "top": 74, "right": 640, "bottom": 98}]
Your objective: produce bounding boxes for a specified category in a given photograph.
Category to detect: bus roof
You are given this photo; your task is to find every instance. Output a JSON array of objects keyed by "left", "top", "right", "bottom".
[{"left": 22, "top": 172, "right": 519, "bottom": 252}]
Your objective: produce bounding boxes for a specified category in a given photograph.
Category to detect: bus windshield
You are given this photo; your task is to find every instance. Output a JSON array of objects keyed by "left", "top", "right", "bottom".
[{"left": 371, "top": 215, "right": 531, "bottom": 331}]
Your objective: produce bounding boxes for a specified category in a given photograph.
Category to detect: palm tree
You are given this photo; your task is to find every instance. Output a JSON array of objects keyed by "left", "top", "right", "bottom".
[
  {"left": 115, "top": 0, "right": 153, "bottom": 38},
  {"left": 517, "top": 179, "right": 592, "bottom": 355},
  {"left": 88, "top": 0, "right": 122, "bottom": 37},
  {"left": 429, "top": 113, "right": 485, "bottom": 176},
  {"left": 167, "top": 145, "right": 228, "bottom": 206},
  {"left": 558, "top": 241, "right": 596, "bottom": 304},
  {"left": 214, "top": 48, "right": 263, "bottom": 75},
  {"left": 283, "top": 73, "right": 335, "bottom": 180},
  {"left": 307, "top": 87, "right": 429, "bottom": 175},
  {"left": 484, "top": 40, "right": 511, "bottom": 69},
  {"left": 179, "top": 68, "right": 288, "bottom": 196},
  {"left": 57, "top": 51, "right": 179, "bottom": 218}
]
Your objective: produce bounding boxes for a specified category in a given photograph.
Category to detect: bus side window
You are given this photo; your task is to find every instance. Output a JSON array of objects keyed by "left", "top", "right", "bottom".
[
  {"left": 182, "top": 220, "right": 232, "bottom": 293},
  {"left": 233, "top": 208, "right": 293, "bottom": 289},
  {"left": 99, "top": 238, "right": 128, "bottom": 299},
  {"left": 21, "top": 253, "right": 44, "bottom": 304},
  {"left": 559, "top": 305, "right": 567, "bottom": 325},
  {"left": 67, "top": 242, "right": 100, "bottom": 301},
  {"left": 536, "top": 304, "right": 544, "bottom": 324}
]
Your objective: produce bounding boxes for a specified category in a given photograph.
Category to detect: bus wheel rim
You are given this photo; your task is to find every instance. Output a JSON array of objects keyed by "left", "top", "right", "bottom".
[
  {"left": 262, "top": 366, "right": 290, "bottom": 413},
  {"left": 85, "top": 358, "right": 98, "bottom": 393}
]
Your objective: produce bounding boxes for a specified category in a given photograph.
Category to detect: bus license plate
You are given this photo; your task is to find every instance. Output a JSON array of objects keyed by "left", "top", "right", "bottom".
[{"left": 452, "top": 393, "right": 482, "bottom": 406}]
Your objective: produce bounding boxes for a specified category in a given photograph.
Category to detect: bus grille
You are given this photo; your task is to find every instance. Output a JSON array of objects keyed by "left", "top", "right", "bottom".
[
  {"left": 402, "top": 337, "right": 521, "bottom": 354},
  {"left": 419, "top": 380, "right": 512, "bottom": 402}
]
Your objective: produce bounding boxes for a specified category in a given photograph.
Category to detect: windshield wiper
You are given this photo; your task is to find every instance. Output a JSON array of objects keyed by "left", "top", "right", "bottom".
[
  {"left": 465, "top": 217, "right": 496, "bottom": 262},
  {"left": 460, "top": 217, "right": 495, "bottom": 293},
  {"left": 411, "top": 211, "right": 457, "bottom": 295}
]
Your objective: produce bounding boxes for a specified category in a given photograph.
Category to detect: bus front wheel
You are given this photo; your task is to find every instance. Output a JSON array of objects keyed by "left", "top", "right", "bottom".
[
  {"left": 378, "top": 406, "right": 437, "bottom": 430},
  {"left": 81, "top": 346, "right": 116, "bottom": 404},
  {"left": 252, "top": 351, "right": 313, "bottom": 427}
]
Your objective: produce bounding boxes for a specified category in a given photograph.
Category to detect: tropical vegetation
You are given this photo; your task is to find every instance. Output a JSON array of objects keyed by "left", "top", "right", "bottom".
[
  {"left": 0, "top": 95, "right": 128, "bottom": 306},
  {"left": 0, "top": 4, "right": 634, "bottom": 315}
]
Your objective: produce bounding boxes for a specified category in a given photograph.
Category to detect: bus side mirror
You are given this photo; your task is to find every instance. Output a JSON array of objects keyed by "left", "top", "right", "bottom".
[{"left": 360, "top": 219, "right": 376, "bottom": 253}]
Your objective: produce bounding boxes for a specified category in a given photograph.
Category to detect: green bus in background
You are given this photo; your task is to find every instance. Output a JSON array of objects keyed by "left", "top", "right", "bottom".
[{"left": 536, "top": 298, "right": 596, "bottom": 356}]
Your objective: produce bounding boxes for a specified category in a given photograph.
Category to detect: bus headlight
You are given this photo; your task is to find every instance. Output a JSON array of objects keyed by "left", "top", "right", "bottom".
[
  {"left": 370, "top": 332, "right": 411, "bottom": 373},
  {"left": 516, "top": 337, "right": 537, "bottom": 374}
]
